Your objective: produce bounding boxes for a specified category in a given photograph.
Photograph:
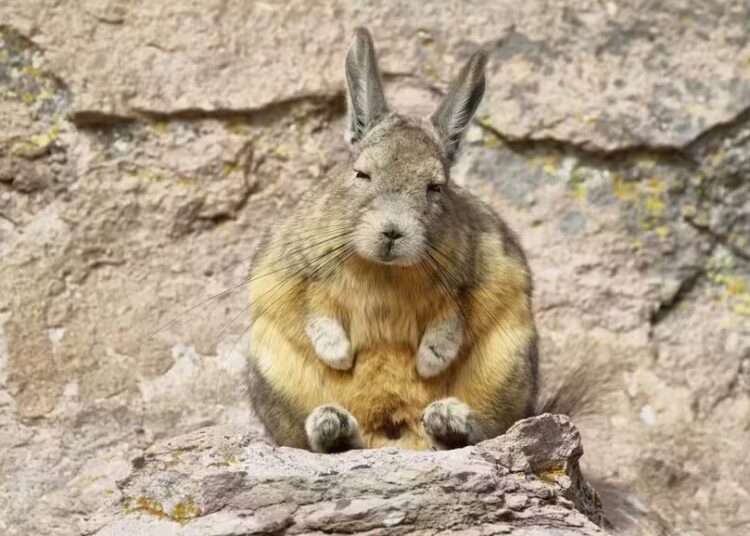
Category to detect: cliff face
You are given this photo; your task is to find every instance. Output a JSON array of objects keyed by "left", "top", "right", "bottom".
[
  {"left": 1, "top": 2, "right": 749, "bottom": 535},
  {"left": 88, "top": 415, "right": 604, "bottom": 536}
]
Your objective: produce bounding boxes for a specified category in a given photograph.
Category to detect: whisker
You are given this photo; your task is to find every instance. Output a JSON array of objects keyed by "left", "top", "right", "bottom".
[{"left": 147, "top": 225, "right": 354, "bottom": 338}]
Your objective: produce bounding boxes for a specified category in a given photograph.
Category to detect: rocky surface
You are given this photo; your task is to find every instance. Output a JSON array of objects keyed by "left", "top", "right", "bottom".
[
  {"left": 86, "top": 414, "right": 604, "bottom": 536},
  {"left": 1, "top": 2, "right": 749, "bottom": 535}
]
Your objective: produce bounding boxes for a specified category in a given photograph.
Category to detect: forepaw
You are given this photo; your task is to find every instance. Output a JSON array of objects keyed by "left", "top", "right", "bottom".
[
  {"left": 305, "top": 404, "right": 363, "bottom": 453},
  {"left": 305, "top": 316, "right": 353, "bottom": 370},
  {"left": 416, "top": 316, "right": 463, "bottom": 378},
  {"left": 421, "top": 398, "right": 483, "bottom": 449}
]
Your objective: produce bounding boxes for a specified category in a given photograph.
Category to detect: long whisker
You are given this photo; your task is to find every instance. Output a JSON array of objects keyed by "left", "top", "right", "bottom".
[
  {"left": 229, "top": 243, "right": 356, "bottom": 356},
  {"left": 147, "top": 225, "right": 354, "bottom": 338},
  {"left": 211, "top": 239, "right": 353, "bottom": 348}
]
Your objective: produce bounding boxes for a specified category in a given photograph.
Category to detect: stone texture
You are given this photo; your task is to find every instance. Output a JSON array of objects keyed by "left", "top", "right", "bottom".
[
  {"left": 87, "top": 415, "right": 604, "bottom": 536},
  {"left": 3, "top": 1, "right": 750, "bottom": 150},
  {"left": 1, "top": 2, "right": 749, "bottom": 536}
]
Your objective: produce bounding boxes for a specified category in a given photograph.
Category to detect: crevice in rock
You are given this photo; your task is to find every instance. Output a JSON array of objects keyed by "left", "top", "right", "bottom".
[
  {"left": 474, "top": 118, "right": 697, "bottom": 169},
  {"left": 684, "top": 216, "right": 750, "bottom": 262},
  {"left": 70, "top": 94, "right": 345, "bottom": 129},
  {"left": 649, "top": 268, "right": 705, "bottom": 325},
  {"left": 685, "top": 104, "right": 750, "bottom": 154}
]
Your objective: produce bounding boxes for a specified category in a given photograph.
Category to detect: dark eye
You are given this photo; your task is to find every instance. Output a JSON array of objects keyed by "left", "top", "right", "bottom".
[
  {"left": 427, "top": 183, "right": 443, "bottom": 194},
  {"left": 355, "top": 170, "right": 371, "bottom": 181}
]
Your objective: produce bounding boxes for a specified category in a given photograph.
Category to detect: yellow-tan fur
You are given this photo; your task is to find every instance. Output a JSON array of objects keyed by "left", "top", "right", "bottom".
[
  {"left": 246, "top": 28, "right": 537, "bottom": 451},
  {"left": 248, "top": 189, "right": 536, "bottom": 449}
]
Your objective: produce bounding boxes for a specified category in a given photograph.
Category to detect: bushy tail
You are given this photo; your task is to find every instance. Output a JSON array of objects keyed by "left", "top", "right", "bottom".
[
  {"left": 534, "top": 360, "right": 613, "bottom": 418},
  {"left": 533, "top": 361, "right": 673, "bottom": 534}
]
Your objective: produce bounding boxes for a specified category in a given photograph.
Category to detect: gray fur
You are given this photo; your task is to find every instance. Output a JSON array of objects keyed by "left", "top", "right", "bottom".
[
  {"left": 345, "top": 27, "right": 388, "bottom": 145},
  {"left": 431, "top": 51, "right": 487, "bottom": 162},
  {"left": 416, "top": 314, "right": 464, "bottom": 378}
]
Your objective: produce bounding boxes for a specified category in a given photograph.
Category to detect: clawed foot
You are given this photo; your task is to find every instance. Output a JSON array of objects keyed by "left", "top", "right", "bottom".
[
  {"left": 421, "top": 397, "right": 484, "bottom": 450},
  {"left": 305, "top": 404, "right": 363, "bottom": 453}
]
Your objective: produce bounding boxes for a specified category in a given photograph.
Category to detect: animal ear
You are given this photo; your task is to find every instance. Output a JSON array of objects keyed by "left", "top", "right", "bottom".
[
  {"left": 345, "top": 27, "right": 388, "bottom": 145},
  {"left": 430, "top": 51, "right": 487, "bottom": 162}
]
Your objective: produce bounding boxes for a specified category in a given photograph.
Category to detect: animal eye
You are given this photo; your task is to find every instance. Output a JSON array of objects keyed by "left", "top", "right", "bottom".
[
  {"left": 427, "top": 183, "right": 442, "bottom": 194},
  {"left": 355, "top": 170, "right": 371, "bottom": 181}
]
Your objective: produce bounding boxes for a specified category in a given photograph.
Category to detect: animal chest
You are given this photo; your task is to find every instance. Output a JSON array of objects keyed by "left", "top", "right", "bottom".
[{"left": 310, "top": 269, "right": 451, "bottom": 447}]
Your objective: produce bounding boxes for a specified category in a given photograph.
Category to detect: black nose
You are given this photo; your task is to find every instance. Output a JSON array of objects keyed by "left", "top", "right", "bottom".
[{"left": 381, "top": 227, "right": 403, "bottom": 241}]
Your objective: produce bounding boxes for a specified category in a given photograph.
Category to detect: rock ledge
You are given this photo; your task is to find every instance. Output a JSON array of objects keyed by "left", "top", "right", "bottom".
[{"left": 87, "top": 414, "right": 604, "bottom": 535}]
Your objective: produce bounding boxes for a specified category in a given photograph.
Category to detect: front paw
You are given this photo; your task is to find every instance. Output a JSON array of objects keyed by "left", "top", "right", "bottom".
[
  {"left": 305, "top": 315, "right": 353, "bottom": 370},
  {"left": 417, "top": 316, "right": 463, "bottom": 378}
]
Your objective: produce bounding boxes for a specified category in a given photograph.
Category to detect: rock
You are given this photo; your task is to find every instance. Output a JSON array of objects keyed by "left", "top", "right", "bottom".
[
  {"left": 87, "top": 414, "right": 604, "bottom": 536},
  {"left": 3, "top": 1, "right": 750, "bottom": 150},
  {"left": 1, "top": 3, "right": 749, "bottom": 536}
]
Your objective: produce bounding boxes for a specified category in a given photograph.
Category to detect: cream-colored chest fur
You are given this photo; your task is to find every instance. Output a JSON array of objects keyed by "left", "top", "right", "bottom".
[{"left": 322, "top": 260, "right": 449, "bottom": 352}]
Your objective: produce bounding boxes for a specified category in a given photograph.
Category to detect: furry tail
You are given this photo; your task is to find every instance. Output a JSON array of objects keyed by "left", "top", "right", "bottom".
[
  {"left": 533, "top": 361, "right": 673, "bottom": 534},
  {"left": 534, "top": 360, "right": 613, "bottom": 419}
]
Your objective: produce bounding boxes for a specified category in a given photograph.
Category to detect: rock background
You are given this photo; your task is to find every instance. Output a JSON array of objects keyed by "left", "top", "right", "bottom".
[{"left": 1, "top": 1, "right": 748, "bottom": 535}]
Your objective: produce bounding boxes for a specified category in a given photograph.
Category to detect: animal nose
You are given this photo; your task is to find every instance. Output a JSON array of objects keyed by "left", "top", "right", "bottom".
[{"left": 381, "top": 227, "right": 403, "bottom": 241}]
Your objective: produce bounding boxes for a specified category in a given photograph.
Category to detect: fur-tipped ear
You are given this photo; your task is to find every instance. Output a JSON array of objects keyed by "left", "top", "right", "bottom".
[
  {"left": 430, "top": 51, "right": 487, "bottom": 162},
  {"left": 345, "top": 27, "right": 388, "bottom": 145}
]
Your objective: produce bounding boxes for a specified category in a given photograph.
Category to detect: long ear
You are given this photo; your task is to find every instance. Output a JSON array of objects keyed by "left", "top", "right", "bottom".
[
  {"left": 430, "top": 51, "right": 487, "bottom": 162},
  {"left": 345, "top": 28, "right": 388, "bottom": 145}
]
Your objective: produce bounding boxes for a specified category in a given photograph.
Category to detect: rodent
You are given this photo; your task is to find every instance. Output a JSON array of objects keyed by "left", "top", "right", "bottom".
[{"left": 246, "top": 27, "right": 538, "bottom": 452}]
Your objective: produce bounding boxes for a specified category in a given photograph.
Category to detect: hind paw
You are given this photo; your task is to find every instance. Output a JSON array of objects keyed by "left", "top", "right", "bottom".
[
  {"left": 305, "top": 404, "right": 363, "bottom": 453},
  {"left": 421, "top": 398, "right": 484, "bottom": 449}
]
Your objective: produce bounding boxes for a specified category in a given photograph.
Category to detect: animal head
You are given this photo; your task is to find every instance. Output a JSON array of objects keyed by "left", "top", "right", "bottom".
[{"left": 340, "top": 28, "right": 486, "bottom": 266}]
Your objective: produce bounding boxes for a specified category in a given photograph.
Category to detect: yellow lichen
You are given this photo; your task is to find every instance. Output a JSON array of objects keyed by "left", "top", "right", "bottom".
[
  {"left": 654, "top": 225, "right": 670, "bottom": 238},
  {"left": 151, "top": 121, "right": 169, "bottom": 134},
  {"left": 612, "top": 174, "right": 637, "bottom": 202},
  {"left": 171, "top": 497, "right": 203, "bottom": 524},
  {"left": 541, "top": 155, "right": 559, "bottom": 175},
  {"left": 645, "top": 195, "right": 665, "bottom": 215},
  {"left": 134, "top": 496, "right": 168, "bottom": 519},
  {"left": 124, "top": 494, "right": 202, "bottom": 524},
  {"left": 223, "top": 163, "right": 243, "bottom": 175},
  {"left": 536, "top": 463, "right": 566, "bottom": 483},
  {"left": 711, "top": 148, "right": 727, "bottom": 166}
]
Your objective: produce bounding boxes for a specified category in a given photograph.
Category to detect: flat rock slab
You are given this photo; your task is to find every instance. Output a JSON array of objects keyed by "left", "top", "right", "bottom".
[{"left": 87, "top": 414, "right": 604, "bottom": 535}]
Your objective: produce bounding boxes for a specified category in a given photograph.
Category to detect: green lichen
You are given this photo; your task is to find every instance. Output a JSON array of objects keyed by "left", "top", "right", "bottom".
[
  {"left": 209, "top": 454, "right": 238, "bottom": 468},
  {"left": 0, "top": 27, "right": 71, "bottom": 114},
  {"left": 125, "top": 168, "right": 169, "bottom": 182},
  {"left": 706, "top": 257, "right": 750, "bottom": 317}
]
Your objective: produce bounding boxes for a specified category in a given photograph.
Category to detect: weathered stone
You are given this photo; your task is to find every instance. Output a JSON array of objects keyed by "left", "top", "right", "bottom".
[
  {"left": 1, "top": 3, "right": 749, "bottom": 536},
  {"left": 3, "top": 1, "right": 750, "bottom": 150},
  {"left": 87, "top": 415, "right": 604, "bottom": 536}
]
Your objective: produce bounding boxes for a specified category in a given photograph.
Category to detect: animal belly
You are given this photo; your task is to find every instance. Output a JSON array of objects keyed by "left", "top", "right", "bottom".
[{"left": 322, "top": 344, "right": 447, "bottom": 449}]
